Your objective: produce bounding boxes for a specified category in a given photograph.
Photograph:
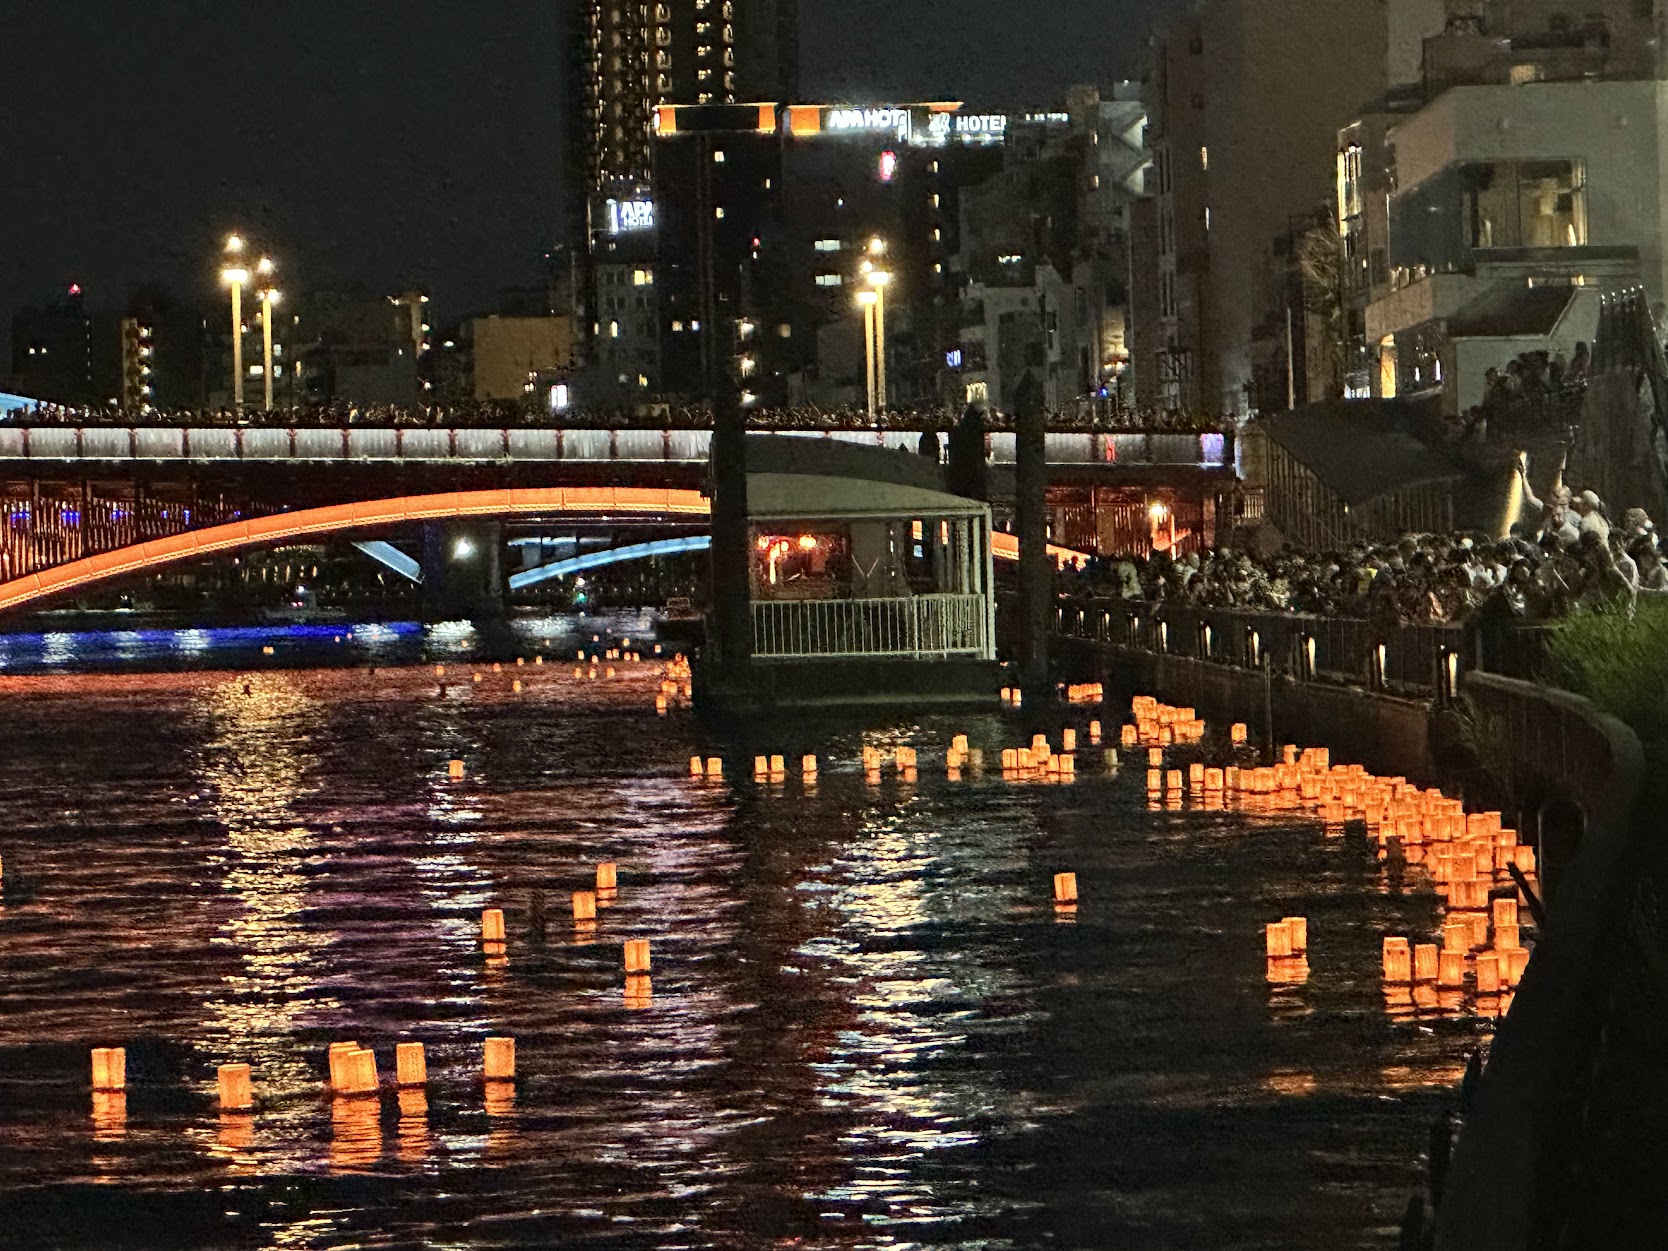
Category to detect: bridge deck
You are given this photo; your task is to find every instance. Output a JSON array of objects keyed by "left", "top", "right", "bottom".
[{"left": 0, "top": 426, "right": 1232, "bottom": 470}]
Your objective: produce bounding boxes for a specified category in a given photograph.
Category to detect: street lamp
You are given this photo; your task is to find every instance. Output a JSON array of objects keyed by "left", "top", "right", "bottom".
[
  {"left": 255, "top": 257, "right": 280, "bottom": 412},
  {"left": 219, "top": 234, "right": 249, "bottom": 413},
  {"left": 856, "top": 289, "right": 880, "bottom": 418},
  {"left": 866, "top": 267, "right": 892, "bottom": 412}
]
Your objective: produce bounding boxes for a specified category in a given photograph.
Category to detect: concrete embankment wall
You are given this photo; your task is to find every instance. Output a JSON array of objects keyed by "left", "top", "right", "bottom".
[{"left": 1435, "top": 675, "right": 1644, "bottom": 1251}]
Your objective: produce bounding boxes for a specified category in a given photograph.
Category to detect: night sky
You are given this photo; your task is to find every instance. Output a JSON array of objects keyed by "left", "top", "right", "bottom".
[{"left": 0, "top": 0, "right": 1165, "bottom": 337}]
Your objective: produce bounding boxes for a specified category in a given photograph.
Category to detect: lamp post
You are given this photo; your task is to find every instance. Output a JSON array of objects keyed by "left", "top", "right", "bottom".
[
  {"left": 220, "top": 235, "right": 249, "bottom": 413},
  {"left": 255, "top": 257, "right": 280, "bottom": 412},
  {"left": 863, "top": 238, "right": 891, "bottom": 413},
  {"left": 868, "top": 269, "right": 892, "bottom": 412},
  {"left": 857, "top": 289, "right": 879, "bottom": 418}
]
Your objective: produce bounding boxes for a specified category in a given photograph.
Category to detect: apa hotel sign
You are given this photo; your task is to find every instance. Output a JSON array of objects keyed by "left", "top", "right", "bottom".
[
  {"left": 605, "top": 198, "right": 655, "bottom": 234},
  {"left": 824, "top": 107, "right": 914, "bottom": 142}
]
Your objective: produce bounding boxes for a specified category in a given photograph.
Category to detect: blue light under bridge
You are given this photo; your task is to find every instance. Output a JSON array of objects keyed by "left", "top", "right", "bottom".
[{"left": 508, "top": 534, "right": 712, "bottom": 591}]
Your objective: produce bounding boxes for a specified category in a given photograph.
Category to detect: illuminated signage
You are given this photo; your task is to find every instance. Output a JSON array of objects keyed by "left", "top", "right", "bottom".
[
  {"left": 808, "top": 103, "right": 1067, "bottom": 148},
  {"left": 923, "top": 109, "right": 1010, "bottom": 145},
  {"left": 825, "top": 107, "right": 912, "bottom": 142},
  {"left": 929, "top": 112, "right": 1007, "bottom": 142},
  {"left": 606, "top": 198, "right": 655, "bottom": 234}
]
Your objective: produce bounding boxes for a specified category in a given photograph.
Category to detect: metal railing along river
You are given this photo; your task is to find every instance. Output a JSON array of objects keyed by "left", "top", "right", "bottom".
[{"left": 1056, "top": 599, "right": 1553, "bottom": 696}]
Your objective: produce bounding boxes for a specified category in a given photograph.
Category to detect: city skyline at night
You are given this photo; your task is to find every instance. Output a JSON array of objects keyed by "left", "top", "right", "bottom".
[{"left": 0, "top": 0, "right": 1165, "bottom": 333}]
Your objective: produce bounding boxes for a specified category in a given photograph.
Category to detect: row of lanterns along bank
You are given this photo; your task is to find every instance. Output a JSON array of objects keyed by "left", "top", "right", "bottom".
[{"left": 679, "top": 689, "right": 1539, "bottom": 1028}]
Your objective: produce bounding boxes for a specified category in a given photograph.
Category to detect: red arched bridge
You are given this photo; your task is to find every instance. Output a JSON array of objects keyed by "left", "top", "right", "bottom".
[
  {"left": 0, "top": 480, "right": 1079, "bottom": 615},
  {"left": 0, "top": 486, "right": 707, "bottom": 614}
]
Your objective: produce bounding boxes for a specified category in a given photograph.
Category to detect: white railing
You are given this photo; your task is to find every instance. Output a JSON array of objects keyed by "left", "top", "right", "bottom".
[
  {"left": 751, "top": 593, "right": 992, "bottom": 660},
  {"left": 0, "top": 426, "right": 1231, "bottom": 468}
]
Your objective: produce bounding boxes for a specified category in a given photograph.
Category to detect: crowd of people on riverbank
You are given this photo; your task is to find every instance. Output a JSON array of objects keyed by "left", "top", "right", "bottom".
[{"left": 1065, "top": 476, "right": 1662, "bottom": 627}]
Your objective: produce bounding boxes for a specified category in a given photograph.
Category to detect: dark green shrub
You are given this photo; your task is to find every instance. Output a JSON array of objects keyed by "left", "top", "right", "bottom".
[{"left": 1543, "top": 599, "right": 1668, "bottom": 744}]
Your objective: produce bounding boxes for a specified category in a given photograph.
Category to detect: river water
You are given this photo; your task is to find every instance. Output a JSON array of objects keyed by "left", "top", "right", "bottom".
[{"left": 0, "top": 618, "right": 1488, "bottom": 1249}]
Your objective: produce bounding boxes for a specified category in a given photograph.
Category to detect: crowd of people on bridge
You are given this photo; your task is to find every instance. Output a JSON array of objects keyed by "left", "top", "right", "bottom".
[
  {"left": 2, "top": 396, "right": 1228, "bottom": 436},
  {"left": 1065, "top": 473, "right": 1662, "bottom": 628}
]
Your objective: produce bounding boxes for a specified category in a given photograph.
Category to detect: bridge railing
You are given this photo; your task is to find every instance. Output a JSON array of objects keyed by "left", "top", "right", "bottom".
[
  {"left": 0, "top": 426, "right": 1234, "bottom": 469},
  {"left": 1055, "top": 598, "right": 1552, "bottom": 696},
  {"left": 753, "top": 593, "right": 992, "bottom": 661}
]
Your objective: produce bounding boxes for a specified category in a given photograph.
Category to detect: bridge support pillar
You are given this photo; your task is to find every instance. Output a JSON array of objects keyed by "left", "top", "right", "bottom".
[
  {"left": 708, "top": 377, "right": 752, "bottom": 680},
  {"left": 421, "top": 520, "right": 504, "bottom": 622},
  {"left": 1014, "top": 374, "right": 1052, "bottom": 710}
]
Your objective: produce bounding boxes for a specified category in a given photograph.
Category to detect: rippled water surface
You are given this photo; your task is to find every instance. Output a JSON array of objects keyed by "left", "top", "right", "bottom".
[{"left": 0, "top": 621, "right": 1483, "bottom": 1249}]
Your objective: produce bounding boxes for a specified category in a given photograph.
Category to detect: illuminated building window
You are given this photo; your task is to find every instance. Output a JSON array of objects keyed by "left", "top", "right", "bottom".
[
  {"left": 633, "top": 268, "right": 654, "bottom": 285},
  {"left": 713, "top": 149, "right": 725, "bottom": 163},
  {"left": 814, "top": 239, "right": 841, "bottom": 252},
  {"left": 610, "top": 321, "right": 621, "bottom": 338},
  {"left": 1200, "top": 146, "right": 1208, "bottom": 170},
  {"left": 672, "top": 320, "right": 684, "bottom": 332},
  {"left": 715, "top": 206, "right": 725, "bottom": 219},
  {"left": 815, "top": 273, "right": 844, "bottom": 287}
]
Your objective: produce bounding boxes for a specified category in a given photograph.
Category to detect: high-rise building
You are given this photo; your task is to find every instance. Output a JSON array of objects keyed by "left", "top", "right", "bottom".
[
  {"left": 582, "top": 0, "right": 799, "bottom": 195},
  {"left": 576, "top": 0, "right": 798, "bottom": 401},
  {"left": 596, "top": 101, "right": 1074, "bottom": 410},
  {"left": 8, "top": 286, "right": 100, "bottom": 405},
  {"left": 1137, "top": 0, "right": 1447, "bottom": 416}
]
